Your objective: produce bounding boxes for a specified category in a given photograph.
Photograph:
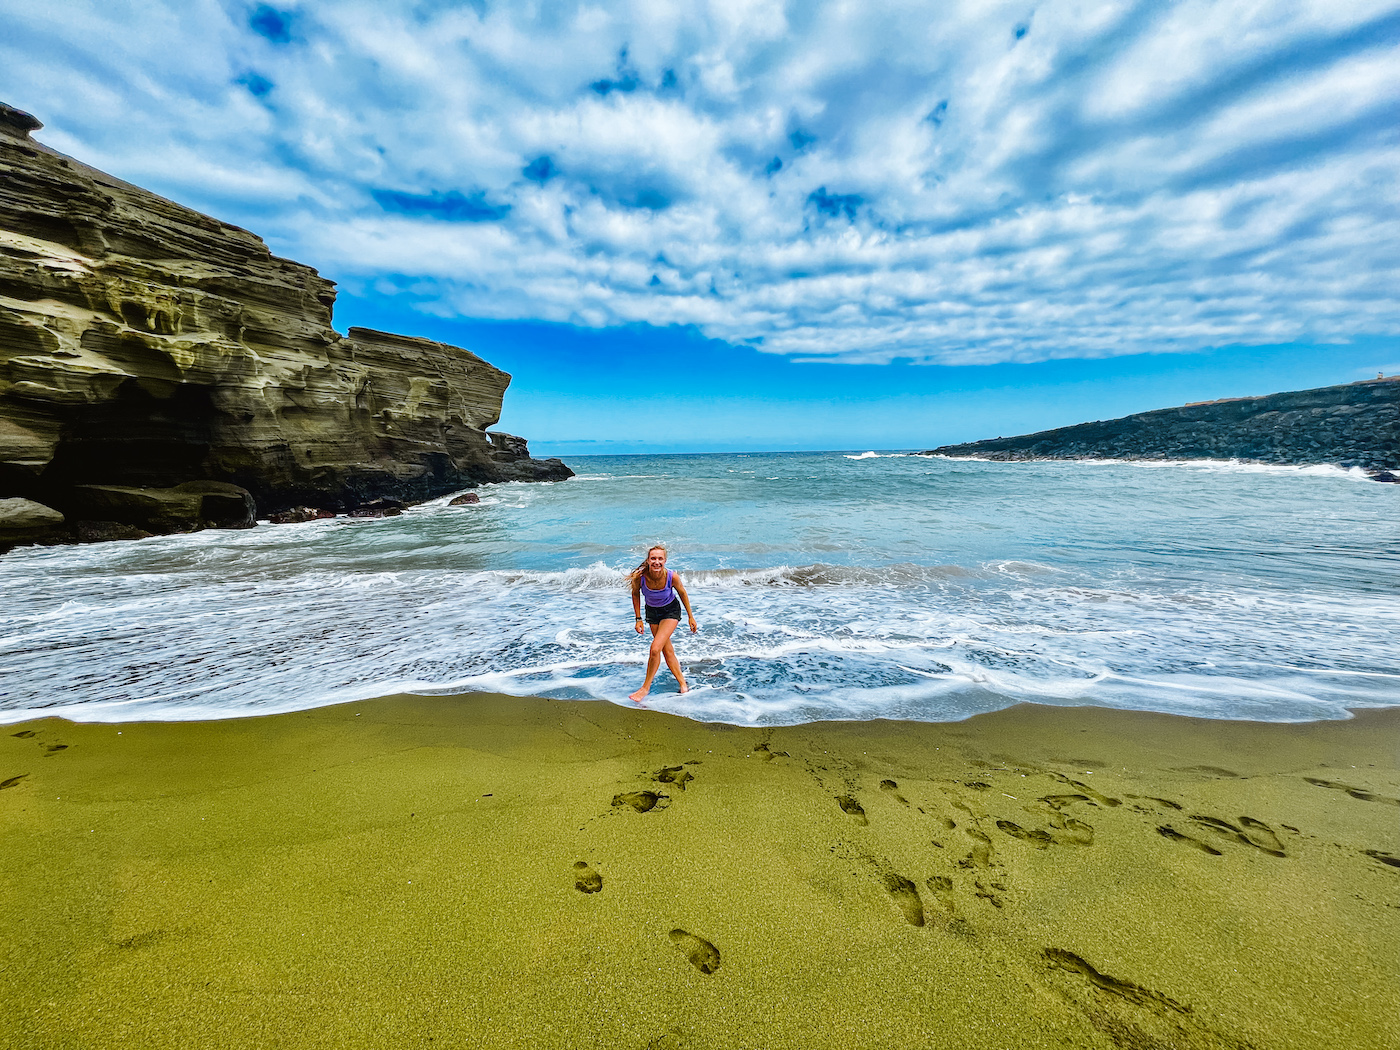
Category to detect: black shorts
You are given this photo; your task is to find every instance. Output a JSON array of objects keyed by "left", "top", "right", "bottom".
[{"left": 644, "top": 598, "right": 683, "bottom": 626}]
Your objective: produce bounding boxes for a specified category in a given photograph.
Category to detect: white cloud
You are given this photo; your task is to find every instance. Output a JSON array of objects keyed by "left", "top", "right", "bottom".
[{"left": 1, "top": 0, "right": 1397, "bottom": 363}]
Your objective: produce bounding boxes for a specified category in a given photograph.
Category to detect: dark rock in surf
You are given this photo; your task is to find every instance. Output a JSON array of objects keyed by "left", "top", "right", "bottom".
[
  {"left": 449, "top": 492, "right": 481, "bottom": 505},
  {"left": 1370, "top": 471, "right": 1399, "bottom": 483},
  {"left": 268, "top": 506, "right": 335, "bottom": 524},
  {"left": 348, "top": 500, "right": 404, "bottom": 518},
  {"left": 73, "top": 520, "right": 154, "bottom": 543}
]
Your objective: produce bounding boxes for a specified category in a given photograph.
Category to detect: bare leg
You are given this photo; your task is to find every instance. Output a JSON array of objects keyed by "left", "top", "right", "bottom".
[
  {"left": 630, "top": 618, "right": 679, "bottom": 702},
  {"left": 661, "top": 637, "right": 688, "bottom": 693}
]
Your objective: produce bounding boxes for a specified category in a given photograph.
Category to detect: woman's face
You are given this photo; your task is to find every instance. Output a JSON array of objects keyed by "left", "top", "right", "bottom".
[{"left": 647, "top": 548, "right": 667, "bottom": 573}]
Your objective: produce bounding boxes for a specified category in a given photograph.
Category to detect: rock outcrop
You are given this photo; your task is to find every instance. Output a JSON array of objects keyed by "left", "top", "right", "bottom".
[
  {"left": 0, "top": 102, "right": 571, "bottom": 550},
  {"left": 923, "top": 378, "right": 1400, "bottom": 475}
]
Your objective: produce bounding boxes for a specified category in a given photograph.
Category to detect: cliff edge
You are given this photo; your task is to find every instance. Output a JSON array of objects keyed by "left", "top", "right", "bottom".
[
  {"left": 922, "top": 378, "right": 1400, "bottom": 477},
  {"left": 0, "top": 103, "right": 571, "bottom": 549}
]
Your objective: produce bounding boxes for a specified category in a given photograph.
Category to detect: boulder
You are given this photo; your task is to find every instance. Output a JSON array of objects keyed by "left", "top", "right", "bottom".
[
  {"left": 0, "top": 496, "right": 64, "bottom": 546},
  {"left": 449, "top": 492, "right": 481, "bottom": 505},
  {"left": 1370, "top": 471, "right": 1399, "bottom": 483}
]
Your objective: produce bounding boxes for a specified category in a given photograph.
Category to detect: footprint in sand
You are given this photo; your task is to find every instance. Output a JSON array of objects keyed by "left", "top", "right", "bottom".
[
  {"left": 669, "top": 929, "right": 721, "bottom": 974},
  {"left": 958, "top": 828, "right": 993, "bottom": 869},
  {"left": 996, "top": 820, "right": 1054, "bottom": 849},
  {"left": 924, "top": 876, "right": 955, "bottom": 914},
  {"left": 879, "top": 780, "right": 910, "bottom": 806},
  {"left": 1157, "top": 825, "right": 1222, "bottom": 855},
  {"left": 0, "top": 774, "right": 28, "bottom": 790},
  {"left": 612, "top": 791, "right": 670, "bottom": 813},
  {"left": 923, "top": 876, "right": 974, "bottom": 934},
  {"left": 10, "top": 731, "right": 35, "bottom": 739},
  {"left": 573, "top": 861, "right": 603, "bottom": 894},
  {"left": 1175, "top": 765, "right": 1242, "bottom": 779},
  {"left": 1039, "top": 793, "right": 1092, "bottom": 810},
  {"left": 835, "top": 795, "right": 868, "bottom": 825},
  {"left": 1052, "top": 774, "right": 1120, "bottom": 807},
  {"left": 651, "top": 766, "right": 694, "bottom": 791},
  {"left": 1049, "top": 816, "right": 1095, "bottom": 846},
  {"left": 1125, "top": 794, "right": 1183, "bottom": 811},
  {"left": 1304, "top": 777, "right": 1400, "bottom": 807},
  {"left": 1190, "top": 815, "right": 1286, "bottom": 857},
  {"left": 1043, "top": 947, "right": 1187, "bottom": 1013},
  {"left": 1363, "top": 849, "right": 1400, "bottom": 870},
  {"left": 882, "top": 874, "right": 925, "bottom": 926},
  {"left": 973, "top": 879, "right": 1006, "bottom": 909},
  {"left": 1237, "top": 817, "right": 1286, "bottom": 856}
]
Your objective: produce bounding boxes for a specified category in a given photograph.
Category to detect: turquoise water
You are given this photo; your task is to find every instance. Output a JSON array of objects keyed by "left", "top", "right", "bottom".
[{"left": 2, "top": 451, "right": 1397, "bottom": 724}]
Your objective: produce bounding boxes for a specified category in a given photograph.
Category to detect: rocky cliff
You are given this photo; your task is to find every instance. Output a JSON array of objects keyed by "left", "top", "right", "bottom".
[
  {"left": 923, "top": 378, "right": 1400, "bottom": 476},
  {"left": 0, "top": 102, "right": 571, "bottom": 550}
]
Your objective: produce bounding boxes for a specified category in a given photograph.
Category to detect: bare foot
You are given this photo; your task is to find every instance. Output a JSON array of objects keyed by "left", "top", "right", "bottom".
[
  {"left": 678, "top": 686, "right": 690, "bottom": 694},
  {"left": 629, "top": 688, "right": 650, "bottom": 703}
]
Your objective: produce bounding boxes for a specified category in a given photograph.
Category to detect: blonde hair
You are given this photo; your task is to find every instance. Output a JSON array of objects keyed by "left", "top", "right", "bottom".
[{"left": 629, "top": 544, "right": 668, "bottom": 585}]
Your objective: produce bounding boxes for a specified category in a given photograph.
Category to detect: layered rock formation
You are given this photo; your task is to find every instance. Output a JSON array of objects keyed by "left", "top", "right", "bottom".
[
  {"left": 0, "top": 102, "right": 570, "bottom": 550},
  {"left": 923, "top": 378, "right": 1400, "bottom": 476}
]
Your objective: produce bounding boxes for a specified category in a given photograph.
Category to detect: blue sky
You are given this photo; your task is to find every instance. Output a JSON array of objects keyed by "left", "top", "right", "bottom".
[{"left": 2, "top": 1, "right": 1398, "bottom": 454}]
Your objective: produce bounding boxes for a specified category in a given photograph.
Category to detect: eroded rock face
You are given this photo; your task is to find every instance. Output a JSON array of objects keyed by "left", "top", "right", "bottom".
[
  {"left": 923, "top": 379, "right": 1400, "bottom": 474},
  {"left": 0, "top": 102, "right": 571, "bottom": 548}
]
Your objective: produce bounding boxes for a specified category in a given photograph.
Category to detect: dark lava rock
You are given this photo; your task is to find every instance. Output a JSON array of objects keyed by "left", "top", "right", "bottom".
[
  {"left": 922, "top": 378, "right": 1400, "bottom": 472},
  {"left": 268, "top": 506, "right": 335, "bottom": 523},
  {"left": 1370, "top": 471, "right": 1399, "bottom": 483},
  {"left": 449, "top": 492, "right": 481, "bottom": 505},
  {"left": 348, "top": 499, "right": 404, "bottom": 518},
  {"left": 73, "top": 521, "right": 155, "bottom": 543}
]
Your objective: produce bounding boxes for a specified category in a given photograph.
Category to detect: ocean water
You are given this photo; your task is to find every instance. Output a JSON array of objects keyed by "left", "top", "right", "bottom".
[{"left": 2, "top": 452, "right": 1397, "bottom": 726}]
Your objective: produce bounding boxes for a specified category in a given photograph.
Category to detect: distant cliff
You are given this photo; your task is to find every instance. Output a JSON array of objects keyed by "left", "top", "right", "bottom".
[
  {"left": 923, "top": 378, "right": 1400, "bottom": 475},
  {"left": 0, "top": 103, "right": 571, "bottom": 549}
]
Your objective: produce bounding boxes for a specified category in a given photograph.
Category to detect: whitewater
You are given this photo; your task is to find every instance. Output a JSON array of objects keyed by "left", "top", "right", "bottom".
[{"left": 2, "top": 451, "right": 1397, "bottom": 725}]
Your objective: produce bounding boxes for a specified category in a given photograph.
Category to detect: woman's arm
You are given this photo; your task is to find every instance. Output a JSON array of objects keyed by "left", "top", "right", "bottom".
[
  {"left": 672, "top": 574, "right": 699, "bottom": 633},
  {"left": 632, "top": 578, "right": 644, "bottom": 634}
]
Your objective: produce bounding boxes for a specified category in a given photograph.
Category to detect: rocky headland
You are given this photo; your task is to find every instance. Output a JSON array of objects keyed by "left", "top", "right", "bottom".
[
  {"left": 0, "top": 102, "right": 571, "bottom": 551},
  {"left": 923, "top": 377, "right": 1400, "bottom": 478}
]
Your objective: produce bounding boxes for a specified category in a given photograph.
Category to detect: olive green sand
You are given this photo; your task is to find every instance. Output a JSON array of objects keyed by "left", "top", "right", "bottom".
[{"left": 2, "top": 696, "right": 1397, "bottom": 1050}]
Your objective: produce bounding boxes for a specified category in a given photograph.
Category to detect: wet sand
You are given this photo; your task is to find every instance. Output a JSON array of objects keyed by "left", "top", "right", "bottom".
[{"left": 2, "top": 695, "right": 1397, "bottom": 1049}]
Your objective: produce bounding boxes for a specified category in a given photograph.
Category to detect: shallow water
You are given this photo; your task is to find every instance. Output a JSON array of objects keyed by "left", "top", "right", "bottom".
[{"left": 2, "top": 452, "right": 1397, "bottom": 725}]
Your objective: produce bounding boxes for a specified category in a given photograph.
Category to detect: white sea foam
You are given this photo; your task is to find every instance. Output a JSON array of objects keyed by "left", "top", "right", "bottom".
[
  {"left": 929, "top": 453, "right": 1379, "bottom": 480},
  {"left": 1, "top": 450, "right": 1396, "bottom": 726}
]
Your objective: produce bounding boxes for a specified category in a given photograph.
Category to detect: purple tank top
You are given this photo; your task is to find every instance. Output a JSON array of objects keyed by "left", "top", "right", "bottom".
[{"left": 640, "top": 570, "right": 676, "bottom": 606}]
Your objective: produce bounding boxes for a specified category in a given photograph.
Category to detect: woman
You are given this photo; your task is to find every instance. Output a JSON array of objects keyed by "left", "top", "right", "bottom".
[{"left": 629, "top": 544, "right": 699, "bottom": 702}]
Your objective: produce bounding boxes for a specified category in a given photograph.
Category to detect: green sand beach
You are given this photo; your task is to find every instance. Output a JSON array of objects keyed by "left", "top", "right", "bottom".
[{"left": 2, "top": 696, "right": 1397, "bottom": 1049}]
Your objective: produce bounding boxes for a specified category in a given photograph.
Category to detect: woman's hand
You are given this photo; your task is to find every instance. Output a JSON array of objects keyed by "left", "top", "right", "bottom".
[
  {"left": 688, "top": 617, "right": 699, "bottom": 634},
  {"left": 634, "top": 617, "right": 645, "bottom": 635}
]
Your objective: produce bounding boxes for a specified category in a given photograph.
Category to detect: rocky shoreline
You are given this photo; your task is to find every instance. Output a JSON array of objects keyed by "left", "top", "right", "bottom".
[
  {"left": 0, "top": 103, "right": 571, "bottom": 552},
  {"left": 923, "top": 377, "right": 1400, "bottom": 479}
]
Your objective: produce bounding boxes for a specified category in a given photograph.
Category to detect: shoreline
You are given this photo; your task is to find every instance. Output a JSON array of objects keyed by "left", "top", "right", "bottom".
[
  {"left": 5, "top": 692, "right": 1399, "bottom": 729},
  {"left": 3, "top": 694, "right": 1397, "bottom": 1048}
]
